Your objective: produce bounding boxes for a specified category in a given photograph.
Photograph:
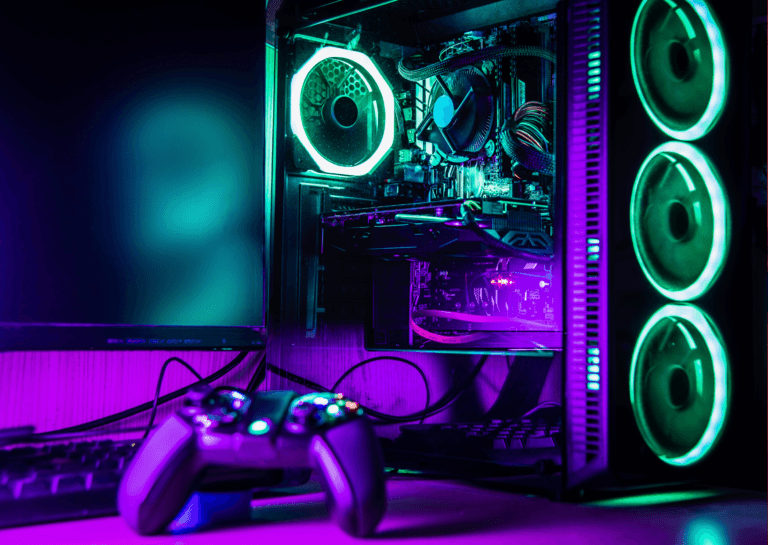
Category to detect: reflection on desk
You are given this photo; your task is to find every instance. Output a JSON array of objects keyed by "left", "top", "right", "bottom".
[{"left": 0, "top": 476, "right": 764, "bottom": 544}]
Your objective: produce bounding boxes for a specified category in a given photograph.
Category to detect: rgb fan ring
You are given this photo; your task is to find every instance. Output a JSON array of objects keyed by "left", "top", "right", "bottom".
[
  {"left": 630, "top": 0, "right": 728, "bottom": 140},
  {"left": 630, "top": 304, "right": 729, "bottom": 466},
  {"left": 630, "top": 142, "right": 729, "bottom": 301},
  {"left": 290, "top": 47, "right": 395, "bottom": 176}
]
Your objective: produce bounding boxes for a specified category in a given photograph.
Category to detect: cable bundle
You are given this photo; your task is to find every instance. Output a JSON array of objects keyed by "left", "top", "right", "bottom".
[
  {"left": 500, "top": 101, "right": 555, "bottom": 176},
  {"left": 512, "top": 102, "right": 551, "bottom": 152}
]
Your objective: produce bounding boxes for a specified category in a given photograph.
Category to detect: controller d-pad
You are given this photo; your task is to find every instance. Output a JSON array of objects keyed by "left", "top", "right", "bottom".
[{"left": 189, "top": 389, "right": 251, "bottom": 429}]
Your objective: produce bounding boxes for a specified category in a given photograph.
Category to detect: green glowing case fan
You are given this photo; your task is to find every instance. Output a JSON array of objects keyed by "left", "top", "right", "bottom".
[
  {"left": 563, "top": 0, "right": 765, "bottom": 492},
  {"left": 289, "top": 47, "right": 395, "bottom": 176}
]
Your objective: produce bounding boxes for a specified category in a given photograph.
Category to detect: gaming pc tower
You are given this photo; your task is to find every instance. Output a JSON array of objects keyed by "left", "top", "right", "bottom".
[{"left": 267, "top": 0, "right": 766, "bottom": 495}]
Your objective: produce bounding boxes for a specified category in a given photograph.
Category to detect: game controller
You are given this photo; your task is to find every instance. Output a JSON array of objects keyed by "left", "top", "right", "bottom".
[{"left": 117, "top": 387, "right": 387, "bottom": 536}]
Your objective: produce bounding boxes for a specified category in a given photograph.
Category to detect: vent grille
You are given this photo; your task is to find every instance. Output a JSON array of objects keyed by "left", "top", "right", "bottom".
[{"left": 564, "top": 0, "right": 609, "bottom": 484}]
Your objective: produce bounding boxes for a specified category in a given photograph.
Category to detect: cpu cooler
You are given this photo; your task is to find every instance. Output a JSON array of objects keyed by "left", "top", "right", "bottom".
[
  {"left": 414, "top": 66, "right": 495, "bottom": 161},
  {"left": 290, "top": 47, "right": 395, "bottom": 176}
]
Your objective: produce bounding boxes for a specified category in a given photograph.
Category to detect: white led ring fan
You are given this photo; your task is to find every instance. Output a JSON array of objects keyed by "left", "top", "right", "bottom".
[{"left": 290, "top": 47, "right": 395, "bottom": 176}]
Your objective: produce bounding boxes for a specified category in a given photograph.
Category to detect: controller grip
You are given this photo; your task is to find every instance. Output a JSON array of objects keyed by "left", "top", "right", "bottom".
[
  {"left": 117, "top": 415, "right": 202, "bottom": 535},
  {"left": 310, "top": 418, "right": 386, "bottom": 537}
]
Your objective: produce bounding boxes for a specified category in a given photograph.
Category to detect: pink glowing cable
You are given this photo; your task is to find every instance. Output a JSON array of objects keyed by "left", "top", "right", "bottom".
[{"left": 409, "top": 317, "right": 488, "bottom": 344}]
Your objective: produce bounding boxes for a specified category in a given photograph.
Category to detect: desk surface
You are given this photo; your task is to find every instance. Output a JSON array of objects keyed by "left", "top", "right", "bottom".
[{"left": 1, "top": 477, "right": 765, "bottom": 545}]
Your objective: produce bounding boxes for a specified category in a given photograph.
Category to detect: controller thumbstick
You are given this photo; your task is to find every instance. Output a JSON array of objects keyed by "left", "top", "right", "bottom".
[
  {"left": 184, "top": 385, "right": 213, "bottom": 406},
  {"left": 289, "top": 402, "right": 322, "bottom": 429}
]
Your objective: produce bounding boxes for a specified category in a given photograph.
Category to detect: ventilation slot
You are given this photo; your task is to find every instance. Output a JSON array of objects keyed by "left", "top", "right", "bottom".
[{"left": 565, "top": 0, "right": 608, "bottom": 477}]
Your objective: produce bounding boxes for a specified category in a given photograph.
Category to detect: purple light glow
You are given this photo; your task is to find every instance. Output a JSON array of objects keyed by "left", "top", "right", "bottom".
[{"left": 564, "top": 0, "right": 609, "bottom": 486}]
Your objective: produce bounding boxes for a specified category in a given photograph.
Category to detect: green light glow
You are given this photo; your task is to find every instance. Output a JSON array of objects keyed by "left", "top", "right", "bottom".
[
  {"left": 588, "top": 348, "right": 600, "bottom": 355},
  {"left": 587, "top": 238, "right": 600, "bottom": 244},
  {"left": 587, "top": 365, "right": 600, "bottom": 373},
  {"left": 685, "top": 518, "right": 729, "bottom": 545},
  {"left": 630, "top": 0, "right": 728, "bottom": 140},
  {"left": 694, "top": 359, "right": 704, "bottom": 396},
  {"left": 248, "top": 420, "right": 270, "bottom": 435},
  {"left": 677, "top": 322, "right": 698, "bottom": 350},
  {"left": 629, "top": 142, "right": 730, "bottom": 301},
  {"left": 630, "top": 304, "right": 729, "bottom": 466},
  {"left": 587, "top": 489, "right": 722, "bottom": 507},
  {"left": 327, "top": 405, "right": 340, "bottom": 415},
  {"left": 290, "top": 47, "right": 395, "bottom": 176},
  {"left": 587, "top": 373, "right": 600, "bottom": 382},
  {"left": 587, "top": 245, "right": 600, "bottom": 253},
  {"left": 587, "top": 382, "right": 600, "bottom": 391},
  {"left": 588, "top": 357, "right": 600, "bottom": 364}
]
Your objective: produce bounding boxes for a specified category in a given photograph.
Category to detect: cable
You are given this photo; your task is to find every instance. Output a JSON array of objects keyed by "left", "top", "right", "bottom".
[
  {"left": 142, "top": 357, "right": 208, "bottom": 439},
  {"left": 500, "top": 102, "right": 555, "bottom": 175},
  {"left": 28, "top": 427, "right": 154, "bottom": 443},
  {"left": 246, "top": 351, "right": 268, "bottom": 393},
  {"left": 331, "top": 356, "right": 430, "bottom": 424},
  {"left": 519, "top": 401, "right": 561, "bottom": 419},
  {"left": 398, "top": 45, "right": 555, "bottom": 82},
  {"left": 42, "top": 351, "right": 251, "bottom": 436},
  {"left": 267, "top": 355, "right": 490, "bottom": 425}
]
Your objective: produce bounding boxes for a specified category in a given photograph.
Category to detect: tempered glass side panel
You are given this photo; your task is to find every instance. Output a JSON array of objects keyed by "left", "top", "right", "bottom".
[{"left": 274, "top": 3, "right": 563, "bottom": 354}]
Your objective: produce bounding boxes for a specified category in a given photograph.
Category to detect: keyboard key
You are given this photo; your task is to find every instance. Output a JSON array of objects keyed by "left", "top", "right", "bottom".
[
  {"left": 98, "top": 459, "right": 120, "bottom": 471},
  {"left": 4, "top": 465, "right": 34, "bottom": 481},
  {"left": 0, "top": 484, "right": 15, "bottom": 500},
  {"left": 525, "top": 436, "right": 557, "bottom": 448},
  {"left": 508, "top": 438, "right": 525, "bottom": 449},
  {"left": 55, "top": 475, "right": 87, "bottom": 493},
  {"left": 90, "top": 472, "right": 120, "bottom": 489},
  {"left": 492, "top": 438, "right": 509, "bottom": 450},
  {"left": 19, "top": 478, "right": 53, "bottom": 498}
]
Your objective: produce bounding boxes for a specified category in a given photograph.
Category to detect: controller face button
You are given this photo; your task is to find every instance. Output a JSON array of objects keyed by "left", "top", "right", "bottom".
[{"left": 248, "top": 419, "right": 271, "bottom": 435}]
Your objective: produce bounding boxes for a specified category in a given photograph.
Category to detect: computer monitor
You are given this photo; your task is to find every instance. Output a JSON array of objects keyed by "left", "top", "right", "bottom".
[{"left": 0, "top": 3, "right": 266, "bottom": 349}]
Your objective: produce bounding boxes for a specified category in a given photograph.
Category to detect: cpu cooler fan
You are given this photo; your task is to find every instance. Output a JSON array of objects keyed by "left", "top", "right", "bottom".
[
  {"left": 290, "top": 47, "right": 395, "bottom": 176},
  {"left": 415, "top": 67, "right": 494, "bottom": 161}
]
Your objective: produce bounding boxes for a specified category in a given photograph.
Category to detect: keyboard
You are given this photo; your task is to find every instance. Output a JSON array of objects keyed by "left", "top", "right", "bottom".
[
  {"left": 389, "top": 409, "right": 562, "bottom": 472},
  {"left": 0, "top": 438, "right": 141, "bottom": 529}
]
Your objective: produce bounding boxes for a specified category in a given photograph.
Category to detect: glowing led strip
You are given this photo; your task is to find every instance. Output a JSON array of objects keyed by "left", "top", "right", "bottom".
[
  {"left": 630, "top": 141, "right": 729, "bottom": 301},
  {"left": 290, "top": 47, "right": 395, "bottom": 176},
  {"left": 630, "top": 0, "right": 728, "bottom": 140},
  {"left": 629, "top": 304, "right": 729, "bottom": 466}
]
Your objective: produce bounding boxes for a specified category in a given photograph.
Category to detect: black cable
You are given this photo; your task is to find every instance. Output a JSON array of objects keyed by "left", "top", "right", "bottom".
[
  {"left": 331, "top": 356, "right": 430, "bottom": 425},
  {"left": 44, "top": 351, "right": 251, "bottom": 436},
  {"left": 142, "top": 357, "right": 208, "bottom": 440},
  {"left": 266, "top": 363, "right": 330, "bottom": 393},
  {"left": 398, "top": 45, "right": 555, "bottom": 82},
  {"left": 246, "top": 351, "right": 268, "bottom": 393},
  {"left": 29, "top": 427, "right": 154, "bottom": 443}
]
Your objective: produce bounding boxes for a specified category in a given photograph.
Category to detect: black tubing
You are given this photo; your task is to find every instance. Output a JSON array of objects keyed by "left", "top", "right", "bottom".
[{"left": 398, "top": 45, "right": 555, "bottom": 82}]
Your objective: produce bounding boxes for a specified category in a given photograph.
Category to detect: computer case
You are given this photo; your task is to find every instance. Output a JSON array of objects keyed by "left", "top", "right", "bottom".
[{"left": 266, "top": 0, "right": 766, "bottom": 495}]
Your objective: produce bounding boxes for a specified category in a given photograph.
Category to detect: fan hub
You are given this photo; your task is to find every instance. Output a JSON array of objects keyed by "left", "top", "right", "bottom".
[
  {"left": 433, "top": 95, "right": 455, "bottom": 128},
  {"left": 324, "top": 96, "right": 359, "bottom": 129}
]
